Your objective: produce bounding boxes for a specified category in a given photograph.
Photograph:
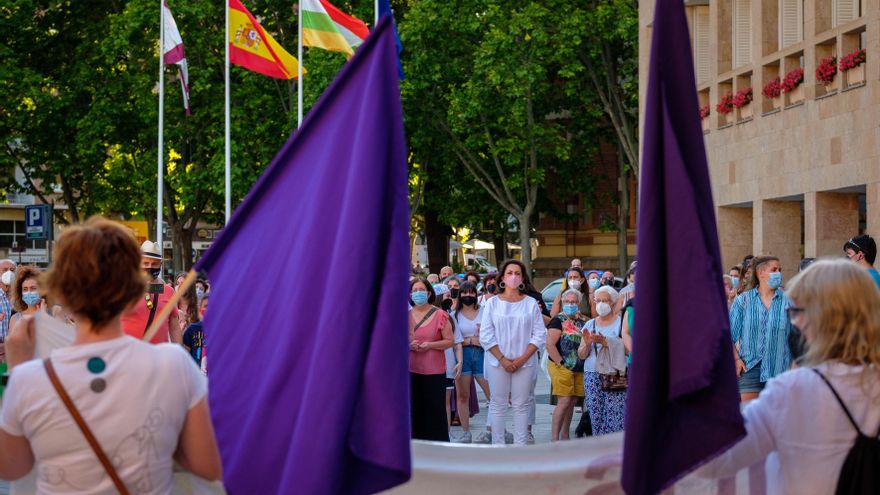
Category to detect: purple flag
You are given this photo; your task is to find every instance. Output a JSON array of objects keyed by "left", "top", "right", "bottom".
[
  {"left": 194, "top": 18, "right": 411, "bottom": 494},
  {"left": 621, "top": 0, "right": 746, "bottom": 493}
]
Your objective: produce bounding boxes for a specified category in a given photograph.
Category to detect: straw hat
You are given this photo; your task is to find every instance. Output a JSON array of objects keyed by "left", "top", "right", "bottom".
[{"left": 140, "top": 240, "right": 164, "bottom": 260}]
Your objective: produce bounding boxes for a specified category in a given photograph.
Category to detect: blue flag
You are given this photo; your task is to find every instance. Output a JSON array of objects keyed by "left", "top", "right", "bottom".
[
  {"left": 378, "top": 0, "right": 404, "bottom": 79},
  {"left": 621, "top": 0, "right": 746, "bottom": 493},
  {"left": 195, "top": 18, "right": 411, "bottom": 495}
]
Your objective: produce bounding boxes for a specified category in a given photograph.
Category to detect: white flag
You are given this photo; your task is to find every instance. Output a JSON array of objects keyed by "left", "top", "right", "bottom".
[{"left": 163, "top": 1, "right": 190, "bottom": 115}]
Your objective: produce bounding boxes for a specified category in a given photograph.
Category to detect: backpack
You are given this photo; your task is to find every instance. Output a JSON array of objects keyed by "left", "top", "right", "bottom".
[{"left": 812, "top": 368, "right": 880, "bottom": 495}]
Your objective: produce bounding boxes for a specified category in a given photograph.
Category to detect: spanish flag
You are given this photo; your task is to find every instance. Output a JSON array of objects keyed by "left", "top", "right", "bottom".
[{"left": 229, "top": 0, "right": 303, "bottom": 79}]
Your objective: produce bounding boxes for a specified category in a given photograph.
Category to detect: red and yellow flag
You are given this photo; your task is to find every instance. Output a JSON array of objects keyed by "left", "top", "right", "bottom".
[{"left": 229, "top": 0, "right": 304, "bottom": 79}]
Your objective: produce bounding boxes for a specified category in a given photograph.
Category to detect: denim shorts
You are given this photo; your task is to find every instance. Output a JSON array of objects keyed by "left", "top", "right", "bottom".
[
  {"left": 738, "top": 362, "right": 765, "bottom": 393},
  {"left": 461, "top": 346, "right": 485, "bottom": 377}
]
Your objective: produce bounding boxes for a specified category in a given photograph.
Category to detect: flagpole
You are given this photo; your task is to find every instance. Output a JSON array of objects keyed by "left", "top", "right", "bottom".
[
  {"left": 374, "top": 0, "right": 378, "bottom": 25},
  {"left": 157, "top": 0, "right": 165, "bottom": 269},
  {"left": 224, "top": 0, "right": 231, "bottom": 223},
  {"left": 297, "top": 1, "right": 303, "bottom": 127}
]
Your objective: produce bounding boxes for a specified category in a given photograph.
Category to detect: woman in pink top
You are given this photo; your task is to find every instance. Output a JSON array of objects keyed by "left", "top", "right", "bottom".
[{"left": 409, "top": 278, "right": 454, "bottom": 441}]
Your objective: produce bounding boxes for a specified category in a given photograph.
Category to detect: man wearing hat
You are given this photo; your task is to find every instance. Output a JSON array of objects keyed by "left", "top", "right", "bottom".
[
  {"left": 844, "top": 234, "right": 880, "bottom": 289},
  {"left": 120, "top": 240, "right": 182, "bottom": 344}
]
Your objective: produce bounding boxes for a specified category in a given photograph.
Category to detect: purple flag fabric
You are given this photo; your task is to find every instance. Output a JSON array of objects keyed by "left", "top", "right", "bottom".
[
  {"left": 194, "top": 18, "right": 411, "bottom": 494},
  {"left": 621, "top": 0, "right": 746, "bottom": 493}
]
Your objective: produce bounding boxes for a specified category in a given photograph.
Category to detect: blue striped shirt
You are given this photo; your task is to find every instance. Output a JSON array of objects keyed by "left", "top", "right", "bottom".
[
  {"left": 0, "top": 289, "right": 10, "bottom": 340},
  {"left": 730, "top": 288, "right": 793, "bottom": 382}
]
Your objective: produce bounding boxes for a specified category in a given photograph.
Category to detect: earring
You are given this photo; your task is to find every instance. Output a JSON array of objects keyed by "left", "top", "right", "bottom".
[
  {"left": 518, "top": 283, "right": 525, "bottom": 290},
  {"left": 498, "top": 280, "right": 506, "bottom": 289}
]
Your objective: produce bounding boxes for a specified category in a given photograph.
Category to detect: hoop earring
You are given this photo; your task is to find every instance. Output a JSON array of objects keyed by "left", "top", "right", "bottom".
[
  {"left": 498, "top": 281, "right": 506, "bottom": 289},
  {"left": 518, "top": 283, "right": 525, "bottom": 291}
]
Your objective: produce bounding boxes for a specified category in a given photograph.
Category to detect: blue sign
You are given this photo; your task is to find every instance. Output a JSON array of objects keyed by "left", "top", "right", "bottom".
[{"left": 25, "top": 204, "right": 53, "bottom": 240}]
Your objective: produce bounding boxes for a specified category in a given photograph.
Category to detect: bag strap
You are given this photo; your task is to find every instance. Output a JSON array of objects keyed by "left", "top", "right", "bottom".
[
  {"left": 811, "top": 368, "right": 868, "bottom": 438},
  {"left": 43, "top": 359, "right": 131, "bottom": 495},
  {"left": 412, "top": 306, "right": 438, "bottom": 332},
  {"left": 142, "top": 293, "right": 160, "bottom": 337}
]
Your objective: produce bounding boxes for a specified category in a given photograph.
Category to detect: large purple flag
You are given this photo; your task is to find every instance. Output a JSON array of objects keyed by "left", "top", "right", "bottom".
[
  {"left": 621, "top": 0, "right": 746, "bottom": 493},
  {"left": 194, "top": 18, "right": 411, "bottom": 494}
]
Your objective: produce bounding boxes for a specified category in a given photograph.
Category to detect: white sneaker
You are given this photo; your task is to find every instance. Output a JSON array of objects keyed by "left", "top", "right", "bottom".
[
  {"left": 473, "top": 431, "right": 492, "bottom": 444},
  {"left": 505, "top": 431, "right": 514, "bottom": 444},
  {"left": 455, "top": 431, "right": 473, "bottom": 444},
  {"left": 526, "top": 432, "right": 535, "bottom": 445}
]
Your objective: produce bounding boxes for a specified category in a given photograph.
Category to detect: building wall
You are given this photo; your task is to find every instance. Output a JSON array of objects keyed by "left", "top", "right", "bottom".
[{"left": 639, "top": 0, "right": 878, "bottom": 280}]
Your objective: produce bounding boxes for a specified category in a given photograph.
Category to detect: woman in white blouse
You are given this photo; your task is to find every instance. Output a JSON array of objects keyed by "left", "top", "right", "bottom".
[
  {"left": 479, "top": 260, "right": 547, "bottom": 445},
  {"left": 699, "top": 259, "right": 880, "bottom": 493}
]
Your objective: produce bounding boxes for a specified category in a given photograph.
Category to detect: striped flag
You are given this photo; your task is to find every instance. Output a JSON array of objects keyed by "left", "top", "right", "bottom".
[
  {"left": 229, "top": 0, "right": 304, "bottom": 79},
  {"left": 162, "top": 1, "right": 190, "bottom": 114},
  {"left": 301, "top": 0, "right": 369, "bottom": 57}
]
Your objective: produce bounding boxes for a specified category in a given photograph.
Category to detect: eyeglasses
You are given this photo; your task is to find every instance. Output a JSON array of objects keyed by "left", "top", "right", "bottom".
[{"left": 786, "top": 307, "right": 805, "bottom": 324}]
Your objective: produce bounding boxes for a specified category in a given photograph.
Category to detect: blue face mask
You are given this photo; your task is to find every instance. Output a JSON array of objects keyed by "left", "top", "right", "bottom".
[
  {"left": 730, "top": 276, "right": 740, "bottom": 288},
  {"left": 562, "top": 304, "right": 578, "bottom": 316},
  {"left": 588, "top": 279, "right": 601, "bottom": 290},
  {"left": 411, "top": 290, "right": 429, "bottom": 306},
  {"left": 196, "top": 287, "right": 205, "bottom": 299},
  {"left": 22, "top": 292, "right": 40, "bottom": 307},
  {"left": 767, "top": 272, "right": 782, "bottom": 289}
]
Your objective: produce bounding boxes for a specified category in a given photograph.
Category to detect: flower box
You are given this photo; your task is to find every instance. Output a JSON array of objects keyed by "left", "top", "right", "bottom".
[
  {"left": 702, "top": 118, "right": 710, "bottom": 132},
  {"left": 762, "top": 77, "right": 783, "bottom": 111},
  {"left": 845, "top": 63, "right": 865, "bottom": 87},
  {"left": 781, "top": 68, "right": 804, "bottom": 105},
  {"left": 787, "top": 84, "right": 804, "bottom": 105},
  {"left": 739, "top": 105, "right": 753, "bottom": 120},
  {"left": 816, "top": 56, "right": 838, "bottom": 92},
  {"left": 840, "top": 48, "right": 866, "bottom": 88}
]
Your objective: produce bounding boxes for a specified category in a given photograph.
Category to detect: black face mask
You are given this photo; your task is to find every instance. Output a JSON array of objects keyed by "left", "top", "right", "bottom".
[
  {"left": 460, "top": 296, "right": 477, "bottom": 307},
  {"left": 147, "top": 268, "right": 161, "bottom": 279},
  {"left": 486, "top": 284, "right": 496, "bottom": 294},
  {"left": 449, "top": 288, "right": 460, "bottom": 299},
  {"left": 440, "top": 299, "right": 453, "bottom": 311},
  {"left": 602, "top": 279, "right": 613, "bottom": 286}
]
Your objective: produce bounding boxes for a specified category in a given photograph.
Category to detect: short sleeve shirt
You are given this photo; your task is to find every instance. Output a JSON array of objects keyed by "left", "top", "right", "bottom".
[
  {"left": 547, "top": 314, "right": 587, "bottom": 372},
  {"left": 120, "top": 283, "right": 178, "bottom": 344}
]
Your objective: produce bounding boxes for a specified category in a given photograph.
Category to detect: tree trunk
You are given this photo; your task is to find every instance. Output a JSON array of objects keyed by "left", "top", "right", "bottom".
[
  {"left": 617, "top": 152, "right": 629, "bottom": 274},
  {"left": 171, "top": 222, "right": 184, "bottom": 275},
  {"left": 424, "top": 208, "right": 450, "bottom": 274},
  {"left": 179, "top": 226, "right": 194, "bottom": 271},
  {"left": 517, "top": 214, "right": 532, "bottom": 278},
  {"left": 492, "top": 228, "right": 507, "bottom": 267}
]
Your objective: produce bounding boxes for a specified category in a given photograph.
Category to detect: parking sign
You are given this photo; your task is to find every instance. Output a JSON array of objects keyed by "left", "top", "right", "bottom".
[{"left": 25, "top": 204, "right": 53, "bottom": 240}]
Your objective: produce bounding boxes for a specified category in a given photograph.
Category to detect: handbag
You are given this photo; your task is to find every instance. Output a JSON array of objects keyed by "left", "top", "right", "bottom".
[
  {"left": 591, "top": 319, "right": 628, "bottom": 391},
  {"left": 599, "top": 371, "right": 628, "bottom": 391}
]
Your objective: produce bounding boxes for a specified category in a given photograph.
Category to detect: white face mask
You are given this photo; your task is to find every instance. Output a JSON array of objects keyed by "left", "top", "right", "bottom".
[
  {"left": 596, "top": 302, "right": 612, "bottom": 317},
  {"left": 568, "top": 279, "right": 582, "bottom": 290},
  {"left": 0, "top": 271, "right": 14, "bottom": 286}
]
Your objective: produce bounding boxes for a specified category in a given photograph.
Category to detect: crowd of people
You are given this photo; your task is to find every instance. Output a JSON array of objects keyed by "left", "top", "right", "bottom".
[{"left": 0, "top": 218, "right": 220, "bottom": 492}]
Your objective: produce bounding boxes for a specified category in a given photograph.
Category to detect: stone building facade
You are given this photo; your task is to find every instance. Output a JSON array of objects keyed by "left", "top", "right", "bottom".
[{"left": 640, "top": 0, "right": 879, "bottom": 279}]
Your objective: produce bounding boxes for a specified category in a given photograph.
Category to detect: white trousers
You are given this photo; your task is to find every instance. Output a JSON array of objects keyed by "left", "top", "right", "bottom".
[{"left": 486, "top": 363, "right": 537, "bottom": 445}]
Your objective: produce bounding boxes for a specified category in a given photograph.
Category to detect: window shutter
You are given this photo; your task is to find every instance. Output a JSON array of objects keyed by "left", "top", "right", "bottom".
[
  {"left": 835, "top": 0, "right": 857, "bottom": 26},
  {"left": 780, "top": 0, "right": 803, "bottom": 48},
  {"left": 694, "top": 7, "right": 710, "bottom": 84},
  {"left": 733, "top": 0, "right": 752, "bottom": 68}
]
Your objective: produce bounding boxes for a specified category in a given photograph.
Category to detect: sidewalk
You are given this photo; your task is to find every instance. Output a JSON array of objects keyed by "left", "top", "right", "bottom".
[{"left": 448, "top": 366, "right": 586, "bottom": 444}]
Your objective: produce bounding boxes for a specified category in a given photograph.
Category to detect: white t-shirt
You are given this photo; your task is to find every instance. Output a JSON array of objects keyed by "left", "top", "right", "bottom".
[
  {"left": 0, "top": 335, "right": 207, "bottom": 495},
  {"left": 479, "top": 296, "right": 547, "bottom": 368},
  {"left": 699, "top": 363, "right": 880, "bottom": 493},
  {"left": 454, "top": 308, "right": 482, "bottom": 339},
  {"left": 445, "top": 314, "right": 464, "bottom": 379}
]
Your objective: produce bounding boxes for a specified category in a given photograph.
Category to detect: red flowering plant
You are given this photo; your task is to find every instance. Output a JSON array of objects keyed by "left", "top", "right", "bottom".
[
  {"left": 700, "top": 105, "right": 710, "bottom": 120},
  {"left": 732, "top": 87, "right": 753, "bottom": 108},
  {"left": 781, "top": 67, "right": 804, "bottom": 92},
  {"left": 716, "top": 93, "right": 734, "bottom": 115},
  {"left": 815, "top": 56, "right": 838, "bottom": 86},
  {"left": 762, "top": 77, "right": 783, "bottom": 99},
  {"left": 839, "top": 48, "right": 866, "bottom": 71}
]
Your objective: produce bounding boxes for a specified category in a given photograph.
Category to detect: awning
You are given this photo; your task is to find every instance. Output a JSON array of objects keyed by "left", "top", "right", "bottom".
[{"left": 462, "top": 239, "right": 494, "bottom": 250}]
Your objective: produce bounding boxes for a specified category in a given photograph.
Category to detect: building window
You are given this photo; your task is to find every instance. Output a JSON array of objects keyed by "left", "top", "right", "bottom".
[
  {"left": 779, "top": 0, "right": 803, "bottom": 48},
  {"left": 733, "top": 0, "right": 752, "bottom": 68},
  {"left": 693, "top": 6, "right": 710, "bottom": 84},
  {"left": 833, "top": 0, "right": 860, "bottom": 26}
]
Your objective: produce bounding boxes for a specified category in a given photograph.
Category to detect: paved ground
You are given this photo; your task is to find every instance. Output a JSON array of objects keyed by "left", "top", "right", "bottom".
[{"left": 448, "top": 365, "right": 587, "bottom": 444}]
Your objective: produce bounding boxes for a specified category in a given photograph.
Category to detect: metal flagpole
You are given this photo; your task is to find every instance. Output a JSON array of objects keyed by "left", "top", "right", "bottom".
[
  {"left": 297, "top": 1, "right": 303, "bottom": 127},
  {"left": 375, "top": 0, "right": 379, "bottom": 25},
  {"left": 225, "top": 0, "right": 231, "bottom": 223},
  {"left": 157, "top": 0, "right": 165, "bottom": 271}
]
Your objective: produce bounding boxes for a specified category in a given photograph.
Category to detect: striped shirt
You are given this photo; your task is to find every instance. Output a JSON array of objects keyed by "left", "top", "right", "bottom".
[
  {"left": 0, "top": 289, "right": 11, "bottom": 340},
  {"left": 729, "top": 288, "right": 793, "bottom": 382}
]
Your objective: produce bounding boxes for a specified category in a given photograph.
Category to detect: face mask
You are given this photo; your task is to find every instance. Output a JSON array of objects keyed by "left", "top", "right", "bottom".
[
  {"left": 503, "top": 274, "right": 523, "bottom": 289},
  {"left": 460, "top": 296, "right": 477, "bottom": 306},
  {"left": 486, "top": 284, "right": 496, "bottom": 294},
  {"left": 449, "top": 288, "right": 460, "bottom": 299},
  {"left": 562, "top": 304, "right": 578, "bottom": 316},
  {"left": 410, "top": 290, "right": 429, "bottom": 306},
  {"left": 22, "top": 292, "right": 40, "bottom": 307},
  {"left": 602, "top": 279, "right": 613, "bottom": 287},
  {"left": 588, "top": 278, "right": 601, "bottom": 290},
  {"left": 596, "top": 302, "right": 612, "bottom": 317},
  {"left": 767, "top": 272, "right": 783, "bottom": 289},
  {"left": 147, "top": 267, "right": 161, "bottom": 279},
  {"left": 441, "top": 298, "right": 453, "bottom": 311},
  {"left": 568, "top": 279, "right": 582, "bottom": 290},
  {"left": 730, "top": 276, "right": 740, "bottom": 288},
  {"left": 1, "top": 271, "right": 14, "bottom": 286},
  {"left": 196, "top": 287, "right": 205, "bottom": 299}
]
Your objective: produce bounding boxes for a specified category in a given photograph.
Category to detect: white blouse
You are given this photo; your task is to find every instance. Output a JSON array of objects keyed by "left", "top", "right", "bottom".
[
  {"left": 479, "top": 296, "right": 547, "bottom": 368},
  {"left": 698, "top": 363, "right": 880, "bottom": 494}
]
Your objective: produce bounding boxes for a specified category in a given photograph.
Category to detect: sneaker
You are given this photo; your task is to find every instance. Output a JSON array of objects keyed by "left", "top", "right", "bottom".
[
  {"left": 473, "top": 431, "right": 492, "bottom": 444},
  {"left": 526, "top": 432, "right": 535, "bottom": 445},
  {"left": 504, "top": 431, "right": 514, "bottom": 444},
  {"left": 455, "top": 431, "right": 472, "bottom": 444}
]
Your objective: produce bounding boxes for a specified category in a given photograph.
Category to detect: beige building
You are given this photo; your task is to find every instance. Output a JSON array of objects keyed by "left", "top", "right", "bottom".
[{"left": 640, "top": 0, "right": 879, "bottom": 279}]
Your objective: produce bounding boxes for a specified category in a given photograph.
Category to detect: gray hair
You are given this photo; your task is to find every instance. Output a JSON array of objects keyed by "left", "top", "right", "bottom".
[
  {"left": 560, "top": 288, "right": 583, "bottom": 304},
  {"left": 0, "top": 259, "right": 16, "bottom": 268},
  {"left": 594, "top": 285, "right": 619, "bottom": 304}
]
